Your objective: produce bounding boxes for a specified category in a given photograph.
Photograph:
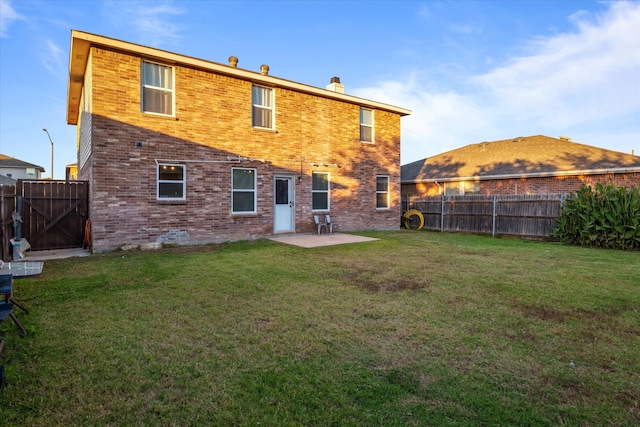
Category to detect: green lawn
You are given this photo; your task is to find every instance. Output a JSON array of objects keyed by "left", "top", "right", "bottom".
[{"left": 1, "top": 231, "right": 638, "bottom": 426}]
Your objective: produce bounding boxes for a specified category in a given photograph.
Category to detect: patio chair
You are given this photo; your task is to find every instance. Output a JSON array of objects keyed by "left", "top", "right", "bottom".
[
  {"left": 0, "top": 303, "right": 27, "bottom": 336},
  {"left": 325, "top": 215, "right": 339, "bottom": 234},
  {"left": 0, "top": 274, "right": 28, "bottom": 313},
  {"left": 313, "top": 215, "right": 328, "bottom": 235}
]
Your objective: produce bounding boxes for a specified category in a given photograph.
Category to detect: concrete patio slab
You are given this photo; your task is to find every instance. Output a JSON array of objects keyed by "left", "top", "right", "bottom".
[
  {"left": 22, "top": 248, "right": 91, "bottom": 261},
  {"left": 269, "top": 233, "right": 379, "bottom": 248}
]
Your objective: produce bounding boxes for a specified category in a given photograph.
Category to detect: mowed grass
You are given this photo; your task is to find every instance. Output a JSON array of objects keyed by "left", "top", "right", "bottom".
[{"left": 0, "top": 231, "right": 638, "bottom": 426}]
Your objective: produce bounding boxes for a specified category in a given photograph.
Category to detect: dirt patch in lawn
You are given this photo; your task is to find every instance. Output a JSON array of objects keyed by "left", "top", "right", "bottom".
[{"left": 344, "top": 265, "right": 431, "bottom": 293}]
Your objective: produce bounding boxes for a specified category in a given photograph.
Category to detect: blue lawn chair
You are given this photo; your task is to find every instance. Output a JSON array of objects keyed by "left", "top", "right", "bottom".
[
  {"left": 0, "top": 303, "right": 26, "bottom": 336},
  {"left": 0, "top": 273, "right": 27, "bottom": 336},
  {"left": 0, "top": 273, "right": 27, "bottom": 313}
]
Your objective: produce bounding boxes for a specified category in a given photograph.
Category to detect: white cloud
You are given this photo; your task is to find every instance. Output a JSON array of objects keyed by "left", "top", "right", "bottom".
[
  {"left": 0, "top": 0, "right": 21, "bottom": 37},
  {"left": 448, "top": 24, "right": 482, "bottom": 34},
  {"left": 355, "top": 1, "right": 640, "bottom": 163},
  {"left": 474, "top": 1, "right": 640, "bottom": 126},
  {"left": 40, "top": 39, "right": 65, "bottom": 76},
  {"left": 102, "top": 0, "right": 185, "bottom": 47},
  {"left": 353, "top": 77, "right": 496, "bottom": 164},
  {"left": 417, "top": 4, "right": 431, "bottom": 19}
]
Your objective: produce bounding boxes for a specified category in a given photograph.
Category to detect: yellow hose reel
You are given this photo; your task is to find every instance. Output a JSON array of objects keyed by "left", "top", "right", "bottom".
[{"left": 402, "top": 209, "right": 424, "bottom": 230}]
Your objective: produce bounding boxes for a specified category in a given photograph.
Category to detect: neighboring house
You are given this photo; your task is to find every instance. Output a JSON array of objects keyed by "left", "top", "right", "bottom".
[
  {"left": 66, "top": 30, "right": 411, "bottom": 252},
  {"left": 402, "top": 135, "right": 640, "bottom": 197},
  {"left": 65, "top": 163, "right": 78, "bottom": 181},
  {"left": 0, "top": 154, "right": 45, "bottom": 183}
]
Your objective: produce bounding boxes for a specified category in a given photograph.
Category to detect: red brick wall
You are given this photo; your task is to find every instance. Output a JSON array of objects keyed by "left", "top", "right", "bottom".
[
  {"left": 79, "top": 47, "right": 402, "bottom": 251},
  {"left": 482, "top": 173, "right": 640, "bottom": 194},
  {"left": 402, "top": 172, "right": 640, "bottom": 199}
]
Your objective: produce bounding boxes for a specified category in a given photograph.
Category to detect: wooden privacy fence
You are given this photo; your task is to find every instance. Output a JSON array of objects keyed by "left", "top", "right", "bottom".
[
  {"left": 0, "top": 185, "right": 17, "bottom": 261},
  {"left": 404, "top": 194, "right": 568, "bottom": 238}
]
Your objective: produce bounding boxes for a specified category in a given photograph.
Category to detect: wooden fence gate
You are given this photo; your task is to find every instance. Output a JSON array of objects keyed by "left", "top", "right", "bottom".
[{"left": 16, "top": 180, "right": 89, "bottom": 251}]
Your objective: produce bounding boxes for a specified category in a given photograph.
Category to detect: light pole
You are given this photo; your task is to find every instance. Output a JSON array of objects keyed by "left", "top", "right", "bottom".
[{"left": 42, "top": 128, "right": 54, "bottom": 180}]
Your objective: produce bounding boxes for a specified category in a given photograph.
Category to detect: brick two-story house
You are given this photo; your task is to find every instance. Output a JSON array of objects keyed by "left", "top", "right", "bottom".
[{"left": 67, "top": 31, "right": 411, "bottom": 252}]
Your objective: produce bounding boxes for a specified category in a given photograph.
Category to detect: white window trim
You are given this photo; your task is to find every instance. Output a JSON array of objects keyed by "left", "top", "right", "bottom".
[
  {"left": 157, "top": 163, "right": 186, "bottom": 200},
  {"left": 311, "top": 171, "right": 330, "bottom": 212},
  {"left": 360, "top": 108, "right": 374, "bottom": 143},
  {"left": 232, "top": 167, "right": 257, "bottom": 214},
  {"left": 141, "top": 60, "right": 175, "bottom": 117},
  {"left": 376, "top": 175, "right": 390, "bottom": 209},
  {"left": 252, "top": 85, "right": 275, "bottom": 130}
]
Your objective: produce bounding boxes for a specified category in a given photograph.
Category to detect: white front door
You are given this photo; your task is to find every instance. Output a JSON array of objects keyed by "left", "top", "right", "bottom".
[{"left": 274, "top": 176, "right": 294, "bottom": 233}]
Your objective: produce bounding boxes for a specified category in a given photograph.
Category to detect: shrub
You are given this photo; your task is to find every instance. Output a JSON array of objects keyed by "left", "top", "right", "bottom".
[{"left": 553, "top": 183, "right": 640, "bottom": 250}]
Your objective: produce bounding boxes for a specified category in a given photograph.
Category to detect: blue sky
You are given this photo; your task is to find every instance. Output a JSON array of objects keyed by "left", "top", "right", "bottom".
[{"left": 1, "top": 0, "right": 639, "bottom": 179}]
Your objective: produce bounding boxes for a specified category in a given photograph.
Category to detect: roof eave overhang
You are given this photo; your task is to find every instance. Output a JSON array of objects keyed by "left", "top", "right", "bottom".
[
  {"left": 0, "top": 163, "right": 46, "bottom": 172},
  {"left": 402, "top": 166, "right": 640, "bottom": 184},
  {"left": 67, "top": 30, "right": 411, "bottom": 125}
]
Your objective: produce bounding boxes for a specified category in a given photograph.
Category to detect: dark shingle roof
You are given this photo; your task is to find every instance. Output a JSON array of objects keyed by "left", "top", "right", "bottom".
[
  {"left": 0, "top": 174, "right": 17, "bottom": 185},
  {"left": 402, "top": 135, "right": 640, "bottom": 183},
  {"left": 0, "top": 154, "right": 45, "bottom": 172}
]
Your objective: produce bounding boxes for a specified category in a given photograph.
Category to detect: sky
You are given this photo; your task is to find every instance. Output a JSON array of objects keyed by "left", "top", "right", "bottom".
[{"left": 1, "top": 0, "right": 639, "bottom": 179}]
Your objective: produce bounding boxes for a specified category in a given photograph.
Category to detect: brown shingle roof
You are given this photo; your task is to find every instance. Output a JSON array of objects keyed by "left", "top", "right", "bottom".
[{"left": 402, "top": 135, "right": 640, "bottom": 183}]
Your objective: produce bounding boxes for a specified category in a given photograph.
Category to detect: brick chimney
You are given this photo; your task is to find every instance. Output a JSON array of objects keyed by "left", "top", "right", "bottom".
[{"left": 326, "top": 76, "right": 344, "bottom": 94}]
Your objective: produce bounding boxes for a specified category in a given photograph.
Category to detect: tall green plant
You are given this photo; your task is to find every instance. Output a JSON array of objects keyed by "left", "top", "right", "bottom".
[{"left": 553, "top": 183, "right": 640, "bottom": 250}]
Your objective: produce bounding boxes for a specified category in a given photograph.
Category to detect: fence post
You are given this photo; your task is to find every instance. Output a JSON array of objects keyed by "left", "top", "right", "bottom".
[
  {"left": 440, "top": 195, "right": 445, "bottom": 232},
  {"left": 492, "top": 194, "right": 497, "bottom": 237}
]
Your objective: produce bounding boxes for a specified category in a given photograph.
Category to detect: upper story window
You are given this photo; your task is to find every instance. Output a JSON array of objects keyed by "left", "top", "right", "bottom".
[
  {"left": 360, "top": 108, "right": 373, "bottom": 142},
  {"left": 312, "top": 172, "right": 330, "bottom": 211},
  {"left": 157, "top": 163, "right": 185, "bottom": 200},
  {"left": 376, "top": 175, "right": 389, "bottom": 209},
  {"left": 252, "top": 86, "right": 274, "bottom": 129},
  {"left": 142, "top": 61, "right": 174, "bottom": 116},
  {"left": 26, "top": 168, "right": 37, "bottom": 179},
  {"left": 232, "top": 168, "right": 257, "bottom": 213}
]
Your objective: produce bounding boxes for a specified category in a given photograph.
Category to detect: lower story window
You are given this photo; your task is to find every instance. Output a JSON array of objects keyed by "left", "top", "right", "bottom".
[
  {"left": 157, "top": 163, "right": 185, "bottom": 200},
  {"left": 232, "top": 168, "right": 256, "bottom": 213},
  {"left": 376, "top": 175, "right": 389, "bottom": 209},
  {"left": 312, "top": 172, "right": 329, "bottom": 210}
]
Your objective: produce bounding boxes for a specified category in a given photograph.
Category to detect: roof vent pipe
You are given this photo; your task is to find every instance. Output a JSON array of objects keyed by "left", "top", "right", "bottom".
[
  {"left": 260, "top": 64, "right": 269, "bottom": 75},
  {"left": 559, "top": 136, "right": 571, "bottom": 141},
  {"left": 228, "top": 56, "right": 238, "bottom": 68}
]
